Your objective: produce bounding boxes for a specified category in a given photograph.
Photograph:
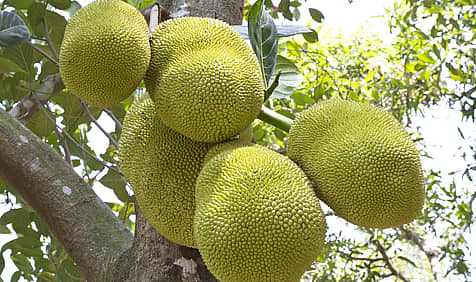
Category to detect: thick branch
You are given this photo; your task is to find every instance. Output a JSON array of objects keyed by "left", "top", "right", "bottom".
[{"left": 0, "top": 109, "right": 133, "bottom": 281}]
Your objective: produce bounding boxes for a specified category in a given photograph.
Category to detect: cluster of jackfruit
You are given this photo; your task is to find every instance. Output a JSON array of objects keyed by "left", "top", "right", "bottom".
[{"left": 60, "top": 1, "right": 425, "bottom": 281}]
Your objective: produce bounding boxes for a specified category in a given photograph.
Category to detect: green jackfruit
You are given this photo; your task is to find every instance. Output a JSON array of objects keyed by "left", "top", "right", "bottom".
[
  {"left": 144, "top": 17, "right": 264, "bottom": 143},
  {"left": 59, "top": 0, "right": 150, "bottom": 107},
  {"left": 195, "top": 141, "right": 327, "bottom": 282},
  {"left": 287, "top": 99, "right": 425, "bottom": 228},
  {"left": 119, "top": 94, "right": 212, "bottom": 247}
]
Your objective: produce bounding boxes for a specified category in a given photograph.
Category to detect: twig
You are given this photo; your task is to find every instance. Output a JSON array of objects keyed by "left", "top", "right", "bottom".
[
  {"left": 102, "top": 108, "right": 123, "bottom": 131},
  {"left": 78, "top": 128, "right": 92, "bottom": 184},
  {"left": 373, "top": 239, "right": 411, "bottom": 282},
  {"left": 29, "top": 43, "right": 58, "bottom": 66},
  {"left": 54, "top": 126, "right": 72, "bottom": 165},
  {"left": 344, "top": 255, "right": 384, "bottom": 262},
  {"left": 40, "top": 106, "right": 122, "bottom": 176},
  {"left": 47, "top": 246, "right": 65, "bottom": 282},
  {"left": 80, "top": 101, "right": 120, "bottom": 149},
  {"left": 42, "top": 17, "right": 59, "bottom": 60}
]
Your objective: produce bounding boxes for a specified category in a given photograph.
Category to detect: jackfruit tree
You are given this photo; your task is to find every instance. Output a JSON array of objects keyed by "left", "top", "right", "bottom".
[{"left": 0, "top": 0, "right": 474, "bottom": 281}]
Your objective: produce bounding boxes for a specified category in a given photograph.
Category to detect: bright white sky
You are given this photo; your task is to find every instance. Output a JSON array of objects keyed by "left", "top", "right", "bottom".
[{"left": 2, "top": 0, "right": 475, "bottom": 280}]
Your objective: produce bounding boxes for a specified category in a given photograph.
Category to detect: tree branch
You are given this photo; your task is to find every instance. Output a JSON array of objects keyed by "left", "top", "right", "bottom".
[
  {"left": 9, "top": 73, "right": 64, "bottom": 121},
  {"left": 80, "top": 101, "right": 119, "bottom": 149},
  {"left": 0, "top": 109, "right": 133, "bottom": 281},
  {"left": 373, "top": 239, "right": 411, "bottom": 282}
]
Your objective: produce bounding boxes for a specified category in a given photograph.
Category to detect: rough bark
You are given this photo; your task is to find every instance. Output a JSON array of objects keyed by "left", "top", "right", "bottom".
[
  {"left": 0, "top": 109, "right": 133, "bottom": 281},
  {"left": 112, "top": 203, "right": 218, "bottom": 282},
  {"left": 161, "top": 0, "right": 244, "bottom": 25}
]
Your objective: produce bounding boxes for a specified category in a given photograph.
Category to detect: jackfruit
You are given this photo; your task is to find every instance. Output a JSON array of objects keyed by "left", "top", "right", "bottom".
[
  {"left": 119, "top": 94, "right": 212, "bottom": 247},
  {"left": 59, "top": 0, "right": 150, "bottom": 107},
  {"left": 194, "top": 141, "right": 327, "bottom": 282},
  {"left": 287, "top": 99, "right": 425, "bottom": 228},
  {"left": 144, "top": 17, "right": 264, "bottom": 143}
]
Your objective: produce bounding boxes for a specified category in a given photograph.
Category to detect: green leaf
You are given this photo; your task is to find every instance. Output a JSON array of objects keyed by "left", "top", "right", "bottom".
[
  {"left": 0, "top": 57, "right": 24, "bottom": 73},
  {"left": 49, "top": 0, "right": 71, "bottom": 10},
  {"left": 26, "top": 108, "right": 56, "bottom": 138},
  {"left": 35, "top": 257, "right": 56, "bottom": 273},
  {"left": 302, "top": 29, "right": 318, "bottom": 43},
  {"left": 309, "top": 8, "right": 324, "bottom": 23},
  {"left": 37, "top": 272, "right": 57, "bottom": 282},
  {"left": 0, "top": 11, "right": 30, "bottom": 47},
  {"left": 0, "top": 225, "right": 11, "bottom": 234},
  {"left": 28, "top": 3, "right": 47, "bottom": 37},
  {"left": 59, "top": 258, "right": 82, "bottom": 280},
  {"left": 44, "top": 11, "right": 67, "bottom": 54},
  {"left": 0, "top": 254, "right": 4, "bottom": 274},
  {"left": 2, "top": 43, "right": 37, "bottom": 75},
  {"left": 278, "top": 0, "right": 292, "bottom": 20},
  {"left": 11, "top": 253, "right": 33, "bottom": 273},
  {"left": 100, "top": 169, "right": 129, "bottom": 202},
  {"left": 11, "top": 271, "right": 21, "bottom": 282},
  {"left": 6, "top": 0, "right": 34, "bottom": 9},
  {"left": 248, "top": 0, "right": 279, "bottom": 87},
  {"left": 397, "top": 255, "right": 417, "bottom": 267},
  {"left": 269, "top": 55, "right": 303, "bottom": 99},
  {"left": 0, "top": 208, "right": 29, "bottom": 233},
  {"left": 417, "top": 52, "right": 436, "bottom": 64}
]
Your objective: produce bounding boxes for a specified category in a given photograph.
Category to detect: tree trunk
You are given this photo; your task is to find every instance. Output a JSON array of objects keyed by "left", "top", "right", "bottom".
[{"left": 0, "top": 0, "right": 243, "bottom": 281}]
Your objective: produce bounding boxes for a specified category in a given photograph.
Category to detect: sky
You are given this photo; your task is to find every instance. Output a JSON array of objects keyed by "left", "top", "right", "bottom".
[{"left": 1, "top": 0, "right": 475, "bottom": 280}]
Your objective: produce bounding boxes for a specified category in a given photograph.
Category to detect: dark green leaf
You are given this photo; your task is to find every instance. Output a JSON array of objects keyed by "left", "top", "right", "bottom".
[
  {"left": 0, "top": 254, "right": 4, "bottom": 274},
  {"left": 59, "top": 257, "right": 82, "bottom": 280},
  {"left": 28, "top": 3, "right": 47, "bottom": 37},
  {"left": 302, "top": 30, "right": 318, "bottom": 43},
  {"left": 6, "top": 0, "right": 34, "bottom": 9},
  {"left": 37, "top": 272, "right": 57, "bottom": 282},
  {"left": 397, "top": 255, "right": 417, "bottom": 267},
  {"left": 11, "top": 253, "right": 33, "bottom": 273},
  {"left": 35, "top": 257, "right": 57, "bottom": 274},
  {"left": 100, "top": 169, "right": 129, "bottom": 202},
  {"left": 269, "top": 55, "right": 303, "bottom": 99},
  {"left": 26, "top": 108, "right": 56, "bottom": 138},
  {"left": 3, "top": 43, "right": 38, "bottom": 75},
  {"left": 0, "top": 225, "right": 11, "bottom": 234},
  {"left": 0, "top": 208, "right": 29, "bottom": 233},
  {"left": 0, "top": 11, "right": 30, "bottom": 48},
  {"left": 248, "top": 0, "right": 279, "bottom": 87},
  {"left": 278, "top": 0, "right": 292, "bottom": 20},
  {"left": 12, "top": 271, "right": 21, "bottom": 282},
  {"left": 0, "top": 57, "right": 24, "bottom": 73},
  {"left": 49, "top": 0, "right": 71, "bottom": 10},
  {"left": 309, "top": 8, "right": 324, "bottom": 23},
  {"left": 44, "top": 11, "right": 67, "bottom": 54}
]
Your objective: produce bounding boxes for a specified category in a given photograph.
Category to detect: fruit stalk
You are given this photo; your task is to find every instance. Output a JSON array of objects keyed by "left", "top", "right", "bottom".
[{"left": 257, "top": 105, "right": 293, "bottom": 133}]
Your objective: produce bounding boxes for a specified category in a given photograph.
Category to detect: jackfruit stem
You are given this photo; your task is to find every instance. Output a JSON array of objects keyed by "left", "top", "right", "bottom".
[{"left": 257, "top": 105, "right": 293, "bottom": 133}]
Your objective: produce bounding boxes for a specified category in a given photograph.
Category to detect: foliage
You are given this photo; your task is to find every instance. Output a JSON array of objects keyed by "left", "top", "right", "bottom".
[{"left": 0, "top": 0, "right": 474, "bottom": 281}]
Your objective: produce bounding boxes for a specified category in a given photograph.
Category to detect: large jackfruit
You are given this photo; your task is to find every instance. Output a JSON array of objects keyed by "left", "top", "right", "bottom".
[
  {"left": 287, "top": 99, "right": 425, "bottom": 228},
  {"left": 144, "top": 17, "right": 264, "bottom": 143},
  {"left": 119, "top": 94, "right": 212, "bottom": 247},
  {"left": 59, "top": 0, "right": 150, "bottom": 107},
  {"left": 195, "top": 141, "right": 327, "bottom": 282}
]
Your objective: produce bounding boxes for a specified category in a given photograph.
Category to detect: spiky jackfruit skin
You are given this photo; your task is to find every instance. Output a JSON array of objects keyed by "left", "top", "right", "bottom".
[
  {"left": 287, "top": 99, "right": 425, "bottom": 229},
  {"left": 119, "top": 94, "right": 212, "bottom": 247},
  {"left": 59, "top": 0, "right": 150, "bottom": 107},
  {"left": 144, "top": 17, "right": 264, "bottom": 143},
  {"left": 195, "top": 141, "right": 327, "bottom": 282}
]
